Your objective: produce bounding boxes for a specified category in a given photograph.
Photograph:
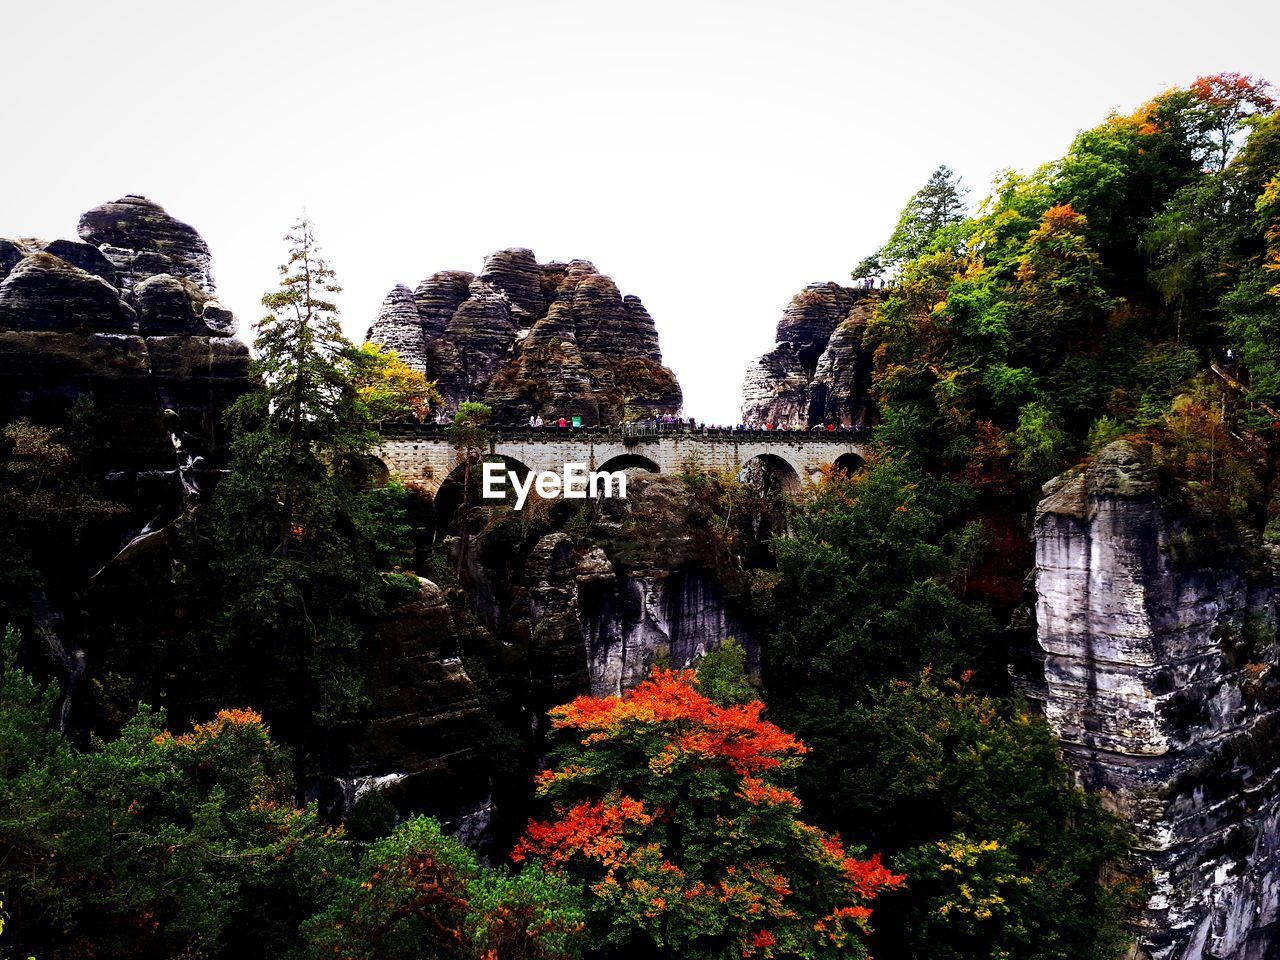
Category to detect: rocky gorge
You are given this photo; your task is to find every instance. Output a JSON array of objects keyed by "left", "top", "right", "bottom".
[{"left": 6, "top": 195, "right": 1280, "bottom": 959}]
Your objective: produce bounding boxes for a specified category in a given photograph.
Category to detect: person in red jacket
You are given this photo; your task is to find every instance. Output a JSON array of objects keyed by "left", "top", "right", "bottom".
[{"left": 557, "top": 416, "right": 568, "bottom": 428}]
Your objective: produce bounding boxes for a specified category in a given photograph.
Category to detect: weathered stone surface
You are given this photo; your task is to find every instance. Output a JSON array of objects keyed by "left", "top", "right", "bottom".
[
  {"left": 368, "top": 251, "right": 682, "bottom": 424},
  {"left": 1, "top": 198, "right": 250, "bottom": 750},
  {"left": 0, "top": 201, "right": 247, "bottom": 517},
  {"left": 1032, "top": 441, "right": 1280, "bottom": 960},
  {"left": 442, "top": 279, "right": 517, "bottom": 406},
  {"left": 484, "top": 301, "right": 597, "bottom": 424},
  {"left": 42, "top": 239, "right": 119, "bottom": 287},
  {"left": 367, "top": 284, "right": 426, "bottom": 370},
  {"left": 413, "top": 271, "right": 473, "bottom": 339},
  {"left": 0, "top": 238, "right": 25, "bottom": 282},
  {"left": 465, "top": 474, "right": 756, "bottom": 709},
  {"left": 622, "top": 294, "right": 662, "bottom": 359},
  {"left": 78, "top": 195, "right": 215, "bottom": 294},
  {"left": 741, "top": 344, "right": 811, "bottom": 426},
  {"left": 0, "top": 253, "right": 134, "bottom": 332},
  {"left": 330, "top": 578, "right": 493, "bottom": 836},
  {"left": 776, "top": 282, "right": 855, "bottom": 364},
  {"left": 478, "top": 248, "right": 544, "bottom": 320},
  {"left": 200, "top": 299, "right": 236, "bottom": 337},
  {"left": 741, "top": 283, "right": 878, "bottom": 426},
  {"left": 134, "top": 274, "right": 210, "bottom": 335},
  {"left": 809, "top": 299, "right": 876, "bottom": 426}
]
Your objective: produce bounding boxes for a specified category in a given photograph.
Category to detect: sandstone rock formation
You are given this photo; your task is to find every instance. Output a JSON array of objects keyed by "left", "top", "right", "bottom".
[
  {"left": 368, "top": 249, "right": 682, "bottom": 425},
  {"left": 741, "top": 282, "right": 877, "bottom": 427},
  {"left": 1032, "top": 441, "right": 1280, "bottom": 960},
  {"left": 327, "top": 578, "right": 495, "bottom": 844},
  {"left": 78, "top": 195, "right": 217, "bottom": 294},
  {"left": 461, "top": 474, "right": 756, "bottom": 710},
  {"left": 0, "top": 197, "right": 248, "bottom": 522},
  {"left": 1, "top": 197, "right": 250, "bottom": 741}
]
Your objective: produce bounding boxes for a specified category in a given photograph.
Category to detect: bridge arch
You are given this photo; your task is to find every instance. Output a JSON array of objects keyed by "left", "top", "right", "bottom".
[
  {"left": 598, "top": 453, "right": 661, "bottom": 475},
  {"left": 740, "top": 452, "right": 802, "bottom": 498},
  {"left": 434, "top": 454, "right": 534, "bottom": 532},
  {"left": 833, "top": 451, "right": 866, "bottom": 475}
]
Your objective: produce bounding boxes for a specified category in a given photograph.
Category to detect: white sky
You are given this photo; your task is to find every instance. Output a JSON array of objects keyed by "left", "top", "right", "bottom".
[{"left": 3, "top": 0, "right": 1278, "bottom": 423}]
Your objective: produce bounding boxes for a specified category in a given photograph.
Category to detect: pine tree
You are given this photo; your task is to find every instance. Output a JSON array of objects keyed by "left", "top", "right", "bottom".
[
  {"left": 206, "top": 219, "right": 413, "bottom": 737},
  {"left": 856, "top": 165, "right": 969, "bottom": 278}
]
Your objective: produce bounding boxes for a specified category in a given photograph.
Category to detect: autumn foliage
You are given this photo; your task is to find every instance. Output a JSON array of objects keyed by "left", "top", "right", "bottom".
[{"left": 513, "top": 668, "right": 901, "bottom": 960}]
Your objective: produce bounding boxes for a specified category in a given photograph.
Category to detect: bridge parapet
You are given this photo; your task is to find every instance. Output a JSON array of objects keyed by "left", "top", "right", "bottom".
[{"left": 380, "top": 422, "right": 873, "bottom": 443}]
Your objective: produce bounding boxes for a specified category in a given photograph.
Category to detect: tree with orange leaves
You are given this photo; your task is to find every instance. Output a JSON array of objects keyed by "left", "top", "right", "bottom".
[
  {"left": 512, "top": 664, "right": 902, "bottom": 960},
  {"left": 1189, "top": 73, "right": 1276, "bottom": 170}
]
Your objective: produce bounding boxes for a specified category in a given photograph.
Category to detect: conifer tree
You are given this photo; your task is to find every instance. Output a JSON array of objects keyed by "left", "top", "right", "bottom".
[{"left": 207, "top": 219, "right": 412, "bottom": 736}]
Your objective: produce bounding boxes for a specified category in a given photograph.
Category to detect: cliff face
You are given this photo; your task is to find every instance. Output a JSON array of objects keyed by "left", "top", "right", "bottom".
[
  {"left": 456, "top": 474, "right": 758, "bottom": 712},
  {"left": 741, "top": 282, "right": 877, "bottom": 427},
  {"left": 367, "top": 250, "right": 682, "bottom": 425},
  {"left": 0, "top": 196, "right": 247, "bottom": 522},
  {"left": 326, "top": 578, "right": 495, "bottom": 846},
  {"left": 1033, "top": 441, "right": 1280, "bottom": 960},
  {"left": 0, "top": 196, "right": 250, "bottom": 736}
]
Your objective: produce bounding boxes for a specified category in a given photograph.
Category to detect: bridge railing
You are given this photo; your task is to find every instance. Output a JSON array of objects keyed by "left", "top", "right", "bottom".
[{"left": 378, "top": 420, "right": 873, "bottom": 443}]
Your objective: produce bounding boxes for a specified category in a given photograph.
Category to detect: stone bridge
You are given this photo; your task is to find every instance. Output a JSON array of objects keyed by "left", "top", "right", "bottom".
[{"left": 377, "top": 423, "right": 871, "bottom": 496}]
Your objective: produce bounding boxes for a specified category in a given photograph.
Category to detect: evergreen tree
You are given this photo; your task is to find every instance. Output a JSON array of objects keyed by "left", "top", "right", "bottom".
[
  {"left": 206, "top": 219, "right": 414, "bottom": 739},
  {"left": 856, "top": 165, "right": 968, "bottom": 278}
]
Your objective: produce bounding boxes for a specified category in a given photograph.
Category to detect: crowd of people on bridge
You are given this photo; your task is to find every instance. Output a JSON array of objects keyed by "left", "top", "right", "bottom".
[{"left": 522, "top": 413, "right": 867, "bottom": 434}]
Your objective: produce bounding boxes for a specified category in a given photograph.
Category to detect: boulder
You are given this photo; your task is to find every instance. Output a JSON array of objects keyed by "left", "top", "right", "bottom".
[
  {"left": 134, "top": 274, "right": 209, "bottom": 334},
  {"left": 0, "top": 252, "right": 134, "bottom": 332},
  {"left": 369, "top": 250, "right": 682, "bottom": 423},
  {"left": 42, "top": 239, "right": 119, "bottom": 287}
]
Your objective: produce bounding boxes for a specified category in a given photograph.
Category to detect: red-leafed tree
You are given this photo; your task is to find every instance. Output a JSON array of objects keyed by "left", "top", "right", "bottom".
[
  {"left": 1190, "top": 72, "right": 1276, "bottom": 169},
  {"left": 512, "top": 661, "right": 902, "bottom": 960}
]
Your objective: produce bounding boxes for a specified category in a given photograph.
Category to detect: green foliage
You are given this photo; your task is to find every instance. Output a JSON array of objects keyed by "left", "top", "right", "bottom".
[
  {"left": 0, "top": 418, "right": 123, "bottom": 628},
  {"left": 447, "top": 402, "right": 494, "bottom": 455},
  {"left": 768, "top": 459, "right": 994, "bottom": 704},
  {"left": 0, "top": 629, "right": 346, "bottom": 960},
  {"left": 352, "top": 342, "right": 443, "bottom": 423},
  {"left": 303, "top": 816, "right": 583, "bottom": 960},
  {"left": 205, "top": 220, "right": 415, "bottom": 735},
  {"left": 1009, "top": 402, "right": 1068, "bottom": 481},
  {"left": 858, "top": 165, "right": 969, "bottom": 276},
  {"left": 693, "top": 638, "right": 755, "bottom": 705},
  {"left": 861, "top": 79, "right": 1279, "bottom": 494},
  {"left": 845, "top": 674, "right": 1135, "bottom": 960}
]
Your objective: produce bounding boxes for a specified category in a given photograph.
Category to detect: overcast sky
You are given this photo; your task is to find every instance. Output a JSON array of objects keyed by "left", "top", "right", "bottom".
[{"left": 4, "top": 1, "right": 1278, "bottom": 422}]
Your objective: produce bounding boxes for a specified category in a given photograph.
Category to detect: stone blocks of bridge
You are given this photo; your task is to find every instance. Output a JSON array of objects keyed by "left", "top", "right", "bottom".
[{"left": 378, "top": 429, "right": 867, "bottom": 495}]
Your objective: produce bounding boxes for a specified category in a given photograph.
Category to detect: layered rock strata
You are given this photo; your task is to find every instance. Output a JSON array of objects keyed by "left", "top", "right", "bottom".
[
  {"left": 741, "top": 282, "right": 877, "bottom": 426},
  {"left": 367, "top": 249, "right": 682, "bottom": 424},
  {"left": 1033, "top": 441, "right": 1280, "bottom": 960},
  {"left": 0, "top": 196, "right": 247, "bottom": 522},
  {"left": 462, "top": 474, "right": 756, "bottom": 710},
  {"left": 327, "top": 578, "right": 494, "bottom": 844}
]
